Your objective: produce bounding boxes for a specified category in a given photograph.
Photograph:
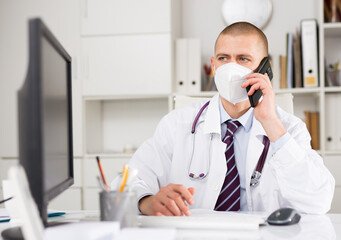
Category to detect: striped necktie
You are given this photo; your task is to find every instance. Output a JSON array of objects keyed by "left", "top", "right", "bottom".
[{"left": 214, "top": 120, "right": 241, "bottom": 211}]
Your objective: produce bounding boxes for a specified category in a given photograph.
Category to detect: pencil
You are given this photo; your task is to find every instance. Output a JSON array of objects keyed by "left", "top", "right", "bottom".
[
  {"left": 96, "top": 156, "right": 109, "bottom": 191},
  {"left": 119, "top": 164, "right": 129, "bottom": 192}
]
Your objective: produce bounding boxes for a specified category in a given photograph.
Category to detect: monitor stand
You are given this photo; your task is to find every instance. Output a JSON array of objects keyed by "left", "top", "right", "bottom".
[
  {"left": 1, "top": 227, "right": 23, "bottom": 240},
  {"left": 1, "top": 222, "right": 69, "bottom": 240}
]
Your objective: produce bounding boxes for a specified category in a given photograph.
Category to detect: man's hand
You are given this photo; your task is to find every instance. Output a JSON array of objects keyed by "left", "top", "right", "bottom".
[
  {"left": 241, "top": 73, "right": 286, "bottom": 142},
  {"left": 139, "top": 184, "right": 195, "bottom": 216}
]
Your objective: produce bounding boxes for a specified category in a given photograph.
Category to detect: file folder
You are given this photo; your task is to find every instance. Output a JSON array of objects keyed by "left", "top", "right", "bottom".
[
  {"left": 338, "top": 94, "right": 341, "bottom": 150},
  {"left": 175, "top": 39, "right": 188, "bottom": 94},
  {"left": 187, "top": 39, "right": 201, "bottom": 94},
  {"left": 325, "top": 94, "right": 337, "bottom": 150},
  {"left": 301, "top": 19, "right": 319, "bottom": 87},
  {"left": 175, "top": 38, "right": 201, "bottom": 94}
]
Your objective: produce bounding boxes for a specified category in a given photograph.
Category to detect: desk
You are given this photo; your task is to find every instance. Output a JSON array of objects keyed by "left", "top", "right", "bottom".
[{"left": 0, "top": 210, "right": 340, "bottom": 240}]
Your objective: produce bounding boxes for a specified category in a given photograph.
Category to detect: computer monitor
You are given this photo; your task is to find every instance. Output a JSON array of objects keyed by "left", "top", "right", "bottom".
[{"left": 17, "top": 18, "right": 74, "bottom": 225}]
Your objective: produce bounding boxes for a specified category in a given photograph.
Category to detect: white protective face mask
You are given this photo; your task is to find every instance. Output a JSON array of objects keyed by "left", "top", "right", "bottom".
[{"left": 214, "top": 62, "right": 253, "bottom": 104}]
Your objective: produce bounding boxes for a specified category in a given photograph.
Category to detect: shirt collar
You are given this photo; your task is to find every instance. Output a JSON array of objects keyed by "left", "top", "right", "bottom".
[{"left": 219, "top": 98, "right": 253, "bottom": 132}]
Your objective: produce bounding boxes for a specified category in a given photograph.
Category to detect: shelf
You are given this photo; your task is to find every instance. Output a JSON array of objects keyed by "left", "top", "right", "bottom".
[
  {"left": 194, "top": 91, "right": 218, "bottom": 97},
  {"left": 85, "top": 153, "right": 134, "bottom": 159},
  {"left": 324, "top": 150, "right": 341, "bottom": 156},
  {"left": 84, "top": 97, "right": 169, "bottom": 154},
  {"left": 324, "top": 86, "right": 341, "bottom": 93},
  {"left": 83, "top": 94, "right": 170, "bottom": 101},
  {"left": 275, "top": 88, "right": 320, "bottom": 94},
  {"left": 323, "top": 22, "right": 341, "bottom": 37}
]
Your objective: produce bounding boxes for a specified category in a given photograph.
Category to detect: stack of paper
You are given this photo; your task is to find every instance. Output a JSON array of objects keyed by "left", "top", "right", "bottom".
[{"left": 138, "top": 209, "right": 265, "bottom": 231}]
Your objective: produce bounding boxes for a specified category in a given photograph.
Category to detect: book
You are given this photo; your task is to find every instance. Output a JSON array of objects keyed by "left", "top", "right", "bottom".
[
  {"left": 304, "top": 111, "right": 320, "bottom": 150},
  {"left": 293, "top": 29, "right": 302, "bottom": 88},
  {"left": 304, "top": 111, "right": 311, "bottom": 134},
  {"left": 338, "top": 0, "right": 341, "bottom": 15},
  {"left": 324, "top": 0, "right": 331, "bottom": 22},
  {"left": 286, "top": 33, "right": 294, "bottom": 89},
  {"left": 331, "top": 0, "right": 340, "bottom": 22},
  {"left": 310, "top": 112, "right": 320, "bottom": 150},
  {"left": 280, "top": 55, "right": 287, "bottom": 89}
]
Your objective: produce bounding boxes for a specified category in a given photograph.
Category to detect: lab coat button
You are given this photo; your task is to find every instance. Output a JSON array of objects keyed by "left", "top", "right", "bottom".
[{"left": 214, "top": 186, "right": 219, "bottom": 191}]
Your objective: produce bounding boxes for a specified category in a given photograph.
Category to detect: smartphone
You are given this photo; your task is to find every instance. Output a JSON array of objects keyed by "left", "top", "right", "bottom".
[{"left": 246, "top": 57, "right": 273, "bottom": 107}]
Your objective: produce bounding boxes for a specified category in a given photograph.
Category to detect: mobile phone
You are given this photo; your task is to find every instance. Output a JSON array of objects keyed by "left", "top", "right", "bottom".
[{"left": 246, "top": 57, "right": 273, "bottom": 107}]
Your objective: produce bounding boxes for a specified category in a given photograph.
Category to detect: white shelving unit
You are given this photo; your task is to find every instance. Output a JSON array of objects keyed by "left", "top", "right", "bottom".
[
  {"left": 79, "top": 0, "right": 182, "bottom": 210},
  {"left": 1, "top": 0, "right": 340, "bottom": 213},
  {"left": 48, "top": 0, "right": 341, "bottom": 211}
]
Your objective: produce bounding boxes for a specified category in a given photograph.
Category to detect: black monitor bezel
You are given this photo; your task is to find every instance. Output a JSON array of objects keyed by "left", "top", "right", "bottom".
[{"left": 19, "top": 18, "right": 74, "bottom": 225}]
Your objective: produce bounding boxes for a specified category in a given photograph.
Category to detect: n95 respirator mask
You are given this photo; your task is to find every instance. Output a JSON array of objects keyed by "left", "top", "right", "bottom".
[{"left": 214, "top": 62, "right": 253, "bottom": 104}]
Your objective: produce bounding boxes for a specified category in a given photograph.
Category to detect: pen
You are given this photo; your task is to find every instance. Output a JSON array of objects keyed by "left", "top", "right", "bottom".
[
  {"left": 0, "top": 197, "right": 13, "bottom": 205},
  {"left": 119, "top": 164, "right": 129, "bottom": 192},
  {"left": 96, "top": 156, "right": 109, "bottom": 192}
]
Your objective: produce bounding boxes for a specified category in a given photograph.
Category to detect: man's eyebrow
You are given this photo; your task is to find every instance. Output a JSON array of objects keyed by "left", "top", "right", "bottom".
[
  {"left": 215, "top": 53, "right": 230, "bottom": 57},
  {"left": 236, "top": 54, "right": 254, "bottom": 59},
  {"left": 215, "top": 53, "right": 254, "bottom": 59}
]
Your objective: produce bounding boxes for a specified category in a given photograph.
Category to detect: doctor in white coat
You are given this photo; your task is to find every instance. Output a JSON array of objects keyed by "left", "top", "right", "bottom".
[{"left": 127, "top": 22, "right": 335, "bottom": 216}]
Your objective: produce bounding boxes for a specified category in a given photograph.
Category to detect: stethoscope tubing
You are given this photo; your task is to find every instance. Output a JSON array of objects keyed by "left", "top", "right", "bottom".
[{"left": 188, "top": 100, "right": 270, "bottom": 186}]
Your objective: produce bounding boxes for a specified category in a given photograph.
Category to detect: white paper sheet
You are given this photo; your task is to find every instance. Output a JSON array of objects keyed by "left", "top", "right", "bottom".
[{"left": 138, "top": 209, "right": 266, "bottom": 231}]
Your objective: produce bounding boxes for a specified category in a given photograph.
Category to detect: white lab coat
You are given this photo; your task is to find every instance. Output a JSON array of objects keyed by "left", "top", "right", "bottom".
[{"left": 129, "top": 94, "right": 335, "bottom": 214}]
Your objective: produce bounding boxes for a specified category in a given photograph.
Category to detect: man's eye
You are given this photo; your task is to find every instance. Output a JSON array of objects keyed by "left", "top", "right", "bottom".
[
  {"left": 240, "top": 57, "right": 249, "bottom": 62},
  {"left": 218, "top": 57, "right": 227, "bottom": 61}
]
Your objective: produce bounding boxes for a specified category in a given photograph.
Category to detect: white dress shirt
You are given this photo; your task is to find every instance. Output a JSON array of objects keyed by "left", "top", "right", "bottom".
[{"left": 218, "top": 98, "right": 290, "bottom": 211}]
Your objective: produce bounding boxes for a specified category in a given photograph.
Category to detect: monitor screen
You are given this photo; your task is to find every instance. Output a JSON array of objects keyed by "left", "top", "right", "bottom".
[
  {"left": 41, "top": 36, "right": 70, "bottom": 192},
  {"left": 17, "top": 18, "right": 73, "bottom": 226}
]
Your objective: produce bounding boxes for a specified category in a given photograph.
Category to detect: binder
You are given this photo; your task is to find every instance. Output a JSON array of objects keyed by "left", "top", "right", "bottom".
[
  {"left": 301, "top": 19, "right": 319, "bottom": 87},
  {"left": 187, "top": 39, "right": 201, "bottom": 94},
  {"left": 325, "top": 94, "right": 337, "bottom": 150},
  {"left": 175, "top": 38, "right": 201, "bottom": 94},
  {"left": 175, "top": 39, "right": 188, "bottom": 93},
  {"left": 337, "top": 94, "right": 341, "bottom": 150}
]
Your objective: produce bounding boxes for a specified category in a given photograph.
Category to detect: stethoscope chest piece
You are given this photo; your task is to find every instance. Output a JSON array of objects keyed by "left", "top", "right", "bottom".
[{"left": 250, "top": 171, "right": 261, "bottom": 187}]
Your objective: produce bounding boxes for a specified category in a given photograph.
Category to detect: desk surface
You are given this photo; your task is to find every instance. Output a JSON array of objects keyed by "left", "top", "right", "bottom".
[{"left": 1, "top": 210, "right": 340, "bottom": 240}]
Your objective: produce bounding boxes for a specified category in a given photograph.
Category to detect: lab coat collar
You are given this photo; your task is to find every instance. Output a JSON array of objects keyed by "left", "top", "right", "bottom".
[
  {"left": 202, "top": 94, "right": 267, "bottom": 139},
  {"left": 219, "top": 99, "right": 254, "bottom": 132},
  {"left": 203, "top": 94, "right": 221, "bottom": 135}
]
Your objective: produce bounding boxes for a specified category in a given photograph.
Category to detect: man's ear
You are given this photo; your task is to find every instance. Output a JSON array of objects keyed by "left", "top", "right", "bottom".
[{"left": 210, "top": 56, "right": 215, "bottom": 75}]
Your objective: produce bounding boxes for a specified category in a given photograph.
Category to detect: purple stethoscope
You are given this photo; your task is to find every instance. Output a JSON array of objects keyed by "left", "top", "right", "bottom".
[{"left": 188, "top": 101, "right": 270, "bottom": 187}]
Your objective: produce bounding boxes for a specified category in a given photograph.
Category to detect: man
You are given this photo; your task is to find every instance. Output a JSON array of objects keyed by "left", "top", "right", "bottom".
[{"left": 127, "top": 22, "right": 335, "bottom": 216}]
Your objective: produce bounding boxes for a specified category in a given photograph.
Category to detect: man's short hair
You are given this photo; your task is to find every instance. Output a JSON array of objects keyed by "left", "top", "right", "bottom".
[{"left": 215, "top": 22, "right": 268, "bottom": 55}]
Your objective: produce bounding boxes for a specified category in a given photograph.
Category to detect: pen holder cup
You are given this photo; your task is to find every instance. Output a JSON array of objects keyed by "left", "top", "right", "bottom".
[
  {"left": 326, "top": 69, "right": 341, "bottom": 86},
  {"left": 99, "top": 191, "right": 137, "bottom": 228}
]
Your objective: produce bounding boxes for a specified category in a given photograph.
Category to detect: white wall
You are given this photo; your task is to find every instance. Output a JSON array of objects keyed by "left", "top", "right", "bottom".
[
  {"left": 0, "top": 0, "right": 83, "bottom": 157},
  {"left": 180, "top": 0, "right": 319, "bottom": 65}
]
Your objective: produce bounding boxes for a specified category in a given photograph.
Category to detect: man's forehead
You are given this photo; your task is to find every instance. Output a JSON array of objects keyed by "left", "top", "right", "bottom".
[{"left": 215, "top": 34, "right": 263, "bottom": 55}]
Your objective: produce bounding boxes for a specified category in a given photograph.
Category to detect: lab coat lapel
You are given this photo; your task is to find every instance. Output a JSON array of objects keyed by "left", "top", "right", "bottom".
[
  {"left": 199, "top": 94, "right": 227, "bottom": 209},
  {"left": 202, "top": 94, "right": 221, "bottom": 135}
]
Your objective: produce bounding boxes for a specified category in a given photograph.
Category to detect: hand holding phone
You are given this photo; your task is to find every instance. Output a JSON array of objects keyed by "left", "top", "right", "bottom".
[{"left": 246, "top": 57, "right": 273, "bottom": 107}]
